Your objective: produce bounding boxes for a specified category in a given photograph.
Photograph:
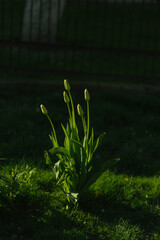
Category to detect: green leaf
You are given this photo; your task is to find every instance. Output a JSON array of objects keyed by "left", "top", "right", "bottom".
[
  {"left": 80, "top": 147, "right": 87, "bottom": 175},
  {"left": 61, "top": 123, "right": 71, "bottom": 151},
  {"left": 70, "top": 138, "right": 83, "bottom": 172},
  {"left": 49, "top": 147, "right": 70, "bottom": 158},
  {"left": 92, "top": 132, "right": 106, "bottom": 154},
  {"left": 68, "top": 192, "right": 78, "bottom": 204},
  {"left": 63, "top": 180, "right": 70, "bottom": 196},
  {"left": 89, "top": 128, "right": 94, "bottom": 145},
  {"left": 80, "top": 158, "right": 119, "bottom": 194},
  {"left": 57, "top": 172, "right": 65, "bottom": 185},
  {"left": 98, "top": 132, "right": 106, "bottom": 145},
  {"left": 49, "top": 132, "right": 58, "bottom": 147},
  {"left": 72, "top": 138, "right": 82, "bottom": 147},
  {"left": 54, "top": 161, "right": 61, "bottom": 179},
  {"left": 78, "top": 147, "right": 87, "bottom": 190},
  {"left": 71, "top": 121, "right": 79, "bottom": 142},
  {"left": 82, "top": 136, "right": 87, "bottom": 149},
  {"left": 61, "top": 123, "right": 67, "bottom": 136},
  {"left": 44, "top": 151, "right": 52, "bottom": 165}
]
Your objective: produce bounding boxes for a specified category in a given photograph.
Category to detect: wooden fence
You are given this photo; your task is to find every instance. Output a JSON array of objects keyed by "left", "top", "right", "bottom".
[{"left": 0, "top": 0, "right": 160, "bottom": 82}]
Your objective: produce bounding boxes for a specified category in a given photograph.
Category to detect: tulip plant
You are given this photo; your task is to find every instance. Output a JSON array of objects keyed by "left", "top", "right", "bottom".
[{"left": 40, "top": 80, "right": 118, "bottom": 205}]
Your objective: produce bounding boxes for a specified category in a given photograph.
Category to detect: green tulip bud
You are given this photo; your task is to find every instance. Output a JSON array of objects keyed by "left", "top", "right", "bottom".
[
  {"left": 84, "top": 89, "right": 90, "bottom": 101},
  {"left": 63, "top": 91, "right": 70, "bottom": 104},
  {"left": 77, "top": 104, "right": 84, "bottom": 117},
  {"left": 64, "top": 79, "right": 71, "bottom": 91},
  {"left": 40, "top": 104, "right": 48, "bottom": 115}
]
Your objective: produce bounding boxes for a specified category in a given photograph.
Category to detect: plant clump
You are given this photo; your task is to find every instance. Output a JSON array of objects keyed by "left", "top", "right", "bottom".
[{"left": 40, "top": 79, "right": 118, "bottom": 205}]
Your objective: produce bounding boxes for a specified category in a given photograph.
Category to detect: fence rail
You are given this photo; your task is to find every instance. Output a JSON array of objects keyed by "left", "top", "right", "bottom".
[{"left": 0, "top": 0, "right": 160, "bottom": 82}]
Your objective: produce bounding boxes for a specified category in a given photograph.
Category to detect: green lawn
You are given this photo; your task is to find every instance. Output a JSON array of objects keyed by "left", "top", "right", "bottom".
[{"left": 0, "top": 81, "right": 160, "bottom": 239}]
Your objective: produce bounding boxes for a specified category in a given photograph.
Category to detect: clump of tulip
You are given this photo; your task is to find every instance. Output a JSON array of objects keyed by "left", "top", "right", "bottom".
[{"left": 40, "top": 79, "right": 118, "bottom": 205}]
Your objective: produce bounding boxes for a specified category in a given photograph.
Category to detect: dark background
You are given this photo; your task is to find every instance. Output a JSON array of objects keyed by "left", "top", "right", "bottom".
[{"left": 0, "top": 0, "right": 160, "bottom": 83}]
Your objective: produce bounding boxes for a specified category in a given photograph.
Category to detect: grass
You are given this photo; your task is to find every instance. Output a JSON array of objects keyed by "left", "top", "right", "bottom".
[
  {"left": 0, "top": 1, "right": 160, "bottom": 81},
  {"left": 0, "top": 81, "right": 160, "bottom": 239}
]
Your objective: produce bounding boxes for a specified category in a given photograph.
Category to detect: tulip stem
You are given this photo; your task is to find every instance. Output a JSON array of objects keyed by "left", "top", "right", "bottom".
[
  {"left": 81, "top": 116, "right": 87, "bottom": 138},
  {"left": 87, "top": 101, "right": 90, "bottom": 140},
  {"left": 67, "top": 103, "right": 72, "bottom": 127},
  {"left": 68, "top": 91, "right": 76, "bottom": 129},
  {"left": 67, "top": 103, "right": 72, "bottom": 120},
  {"left": 47, "top": 114, "right": 58, "bottom": 146}
]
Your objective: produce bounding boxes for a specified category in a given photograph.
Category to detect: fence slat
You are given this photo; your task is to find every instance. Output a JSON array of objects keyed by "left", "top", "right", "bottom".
[{"left": 8, "top": 0, "right": 13, "bottom": 68}]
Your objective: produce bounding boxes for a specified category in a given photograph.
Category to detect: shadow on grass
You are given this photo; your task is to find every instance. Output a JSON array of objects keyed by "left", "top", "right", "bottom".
[
  {"left": 0, "top": 193, "right": 88, "bottom": 240},
  {"left": 79, "top": 191, "right": 160, "bottom": 237}
]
